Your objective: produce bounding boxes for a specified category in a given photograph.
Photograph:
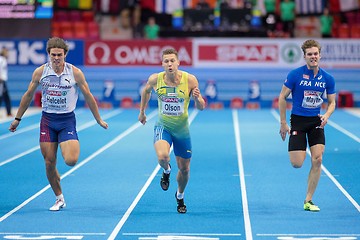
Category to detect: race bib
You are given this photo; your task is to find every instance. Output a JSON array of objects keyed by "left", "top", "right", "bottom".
[
  {"left": 161, "top": 97, "right": 184, "bottom": 116},
  {"left": 302, "top": 90, "right": 323, "bottom": 108}
]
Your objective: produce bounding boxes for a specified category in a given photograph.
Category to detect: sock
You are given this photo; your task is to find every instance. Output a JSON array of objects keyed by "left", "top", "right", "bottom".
[
  {"left": 177, "top": 191, "right": 184, "bottom": 199},
  {"left": 164, "top": 165, "right": 171, "bottom": 174},
  {"left": 56, "top": 194, "right": 64, "bottom": 201}
]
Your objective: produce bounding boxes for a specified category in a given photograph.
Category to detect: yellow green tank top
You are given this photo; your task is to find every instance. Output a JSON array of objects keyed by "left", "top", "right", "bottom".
[{"left": 155, "top": 71, "right": 190, "bottom": 137}]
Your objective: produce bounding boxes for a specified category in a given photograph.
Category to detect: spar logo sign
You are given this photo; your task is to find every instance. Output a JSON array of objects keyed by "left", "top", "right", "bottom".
[
  {"left": 85, "top": 40, "right": 193, "bottom": 66},
  {"left": 198, "top": 44, "right": 278, "bottom": 62},
  {"left": 281, "top": 43, "right": 302, "bottom": 64},
  {"left": 193, "top": 39, "right": 310, "bottom": 67}
]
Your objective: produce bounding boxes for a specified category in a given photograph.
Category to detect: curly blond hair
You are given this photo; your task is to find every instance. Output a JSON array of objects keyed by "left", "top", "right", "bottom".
[{"left": 301, "top": 39, "right": 321, "bottom": 55}]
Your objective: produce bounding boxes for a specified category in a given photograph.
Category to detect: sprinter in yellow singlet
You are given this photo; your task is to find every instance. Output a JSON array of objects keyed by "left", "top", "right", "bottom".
[{"left": 138, "top": 48, "right": 205, "bottom": 213}]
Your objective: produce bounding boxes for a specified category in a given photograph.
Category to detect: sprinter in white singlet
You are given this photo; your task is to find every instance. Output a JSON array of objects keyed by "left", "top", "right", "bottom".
[{"left": 9, "top": 37, "right": 108, "bottom": 211}]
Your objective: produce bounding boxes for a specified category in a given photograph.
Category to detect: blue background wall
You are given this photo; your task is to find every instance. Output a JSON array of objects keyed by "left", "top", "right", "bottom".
[{"left": 7, "top": 66, "right": 360, "bottom": 108}]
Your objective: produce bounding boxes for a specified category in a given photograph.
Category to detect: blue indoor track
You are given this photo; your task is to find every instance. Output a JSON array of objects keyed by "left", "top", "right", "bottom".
[{"left": 0, "top": 107, "right": 359, "bottom": 240}]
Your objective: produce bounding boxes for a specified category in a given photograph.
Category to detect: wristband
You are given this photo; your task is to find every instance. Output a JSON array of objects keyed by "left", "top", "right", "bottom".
[{"left": 15, "top": 117, "right": 21, "bottom": 121}]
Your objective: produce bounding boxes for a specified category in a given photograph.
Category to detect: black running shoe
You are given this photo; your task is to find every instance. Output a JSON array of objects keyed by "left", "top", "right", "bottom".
[
  {"left": 175, "top": 192, "right": 187, "bottom": 214},
  {"left": 160, "top": 166, "right": 170, "bottom": 191}
]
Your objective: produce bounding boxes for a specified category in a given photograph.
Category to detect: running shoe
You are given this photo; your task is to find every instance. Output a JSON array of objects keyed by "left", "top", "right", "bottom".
[
  {"left": 160, "top": 165, "right": 170, "bottom": 191},
  {"left": 304, "top": 200, "right": 320, "bottom": 212},
  {"left": 49, "top": 198, "right": 66, "bottom": 211},
  {"left": 175, "top": 192, "right": 187, "bottom": 214}
]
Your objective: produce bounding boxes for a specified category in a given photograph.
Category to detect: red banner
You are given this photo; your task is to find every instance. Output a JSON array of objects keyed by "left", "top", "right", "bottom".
[
  {"left": 85, "top": 40, "right": 193, "bottom": 66},
  {"left": 198, "top": 44, "right": 279, "bottom": 62}
]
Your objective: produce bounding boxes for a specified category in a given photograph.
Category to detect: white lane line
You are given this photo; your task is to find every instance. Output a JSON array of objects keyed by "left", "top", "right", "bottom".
[
  {"left": 107, "top": 110, "right": 199, "bottom": 240},
  {"left": 0, "top": 109, "right": 87, "bottom": 140},
  {"left": 0, "top": 232, "right": 106, "bottom": 235},
  {"left": 0, "top": 109, "right": 122, "bottom": 167},
  {"left": 257, "top": 233, "right": 360, "bottom": 239},
  {"left": 0, "top": 108, "right": 42, "bottom": 124},
  {"left": 123, "top": 233, "right": 242, "bottom": 236},
  {"left": 0, "top": 109, "right": 144, "bottom": 222},
  {"left": 271, "top": 109, "right": 360, "bottom": 212},
  {"left": 327, "top": 119, "right": 360, "bottom": 143},
  {"left": 232, "top": 109, "right": 253, "bottom": 240},
  {"left": 345, "top": 108, "right": 360, "bottom": 118},
  {"left": 0, "top": 124, "right": 39, "bottom": 141}
]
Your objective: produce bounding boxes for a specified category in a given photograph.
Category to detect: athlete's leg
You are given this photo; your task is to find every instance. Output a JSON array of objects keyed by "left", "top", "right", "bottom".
[
  {"left": 57, "top": 111, "right": 79, "bottom": 166},
  {"left": 40, "top": 142, "right": 62, "bottom": 196},
  {"left": 154, "top": 127, "right": 173, "bottom": 191},
  {"left": 305, "top": 144, "right": 324, "bottom": 202},
  {"left": 175, "top": 156, "right": 190, "bottom": 194},
  {"left": 60, "top": 140, "right": 80, "bottom": 166},
  {"left": 288, "top": 114, "right": 307, "bottom": 168},
  {"left": 289, "top": 150, "right": 307, "bottom": 168},
  {"left": 2, "top": 83, "right": 12, "bottom": 115},
  {"left": 154, "top": 140, "right": 171, "bottom": 169}
]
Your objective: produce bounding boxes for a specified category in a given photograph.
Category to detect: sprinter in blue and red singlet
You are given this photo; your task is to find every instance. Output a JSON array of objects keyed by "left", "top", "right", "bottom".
[{"left": 278, "top": 39, "right": 336, "bottom": 212}]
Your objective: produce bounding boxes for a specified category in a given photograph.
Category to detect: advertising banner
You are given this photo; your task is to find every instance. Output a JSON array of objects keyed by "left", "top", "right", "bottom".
[
  {"left": 193, "top": 38, "right": 360, "bottom": 68},
  {"left": 0, "top": 39, "right": 83, "bottom": 66},
  {"left": 2, "top": 38, "right": 359, "bottom": 69},
  {"left": 84, "top": 40, "right": 193, "bottom": 66}
]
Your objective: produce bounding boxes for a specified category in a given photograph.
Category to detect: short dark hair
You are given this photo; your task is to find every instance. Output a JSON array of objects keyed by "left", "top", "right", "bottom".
[
  {"left": 46, "top": 37, "right": 69, "bottom": 55},
  {"left": 162, "top": 48, "right": 178, "bottom": 58},
  {"left": 301, "top": 39, "right": 321, "bottom": 55}
]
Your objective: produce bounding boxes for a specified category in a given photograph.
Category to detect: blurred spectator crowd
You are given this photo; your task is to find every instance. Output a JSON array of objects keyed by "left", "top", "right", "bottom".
[{"left": 52, "top": 0, "right": 360, "bottom": 40}]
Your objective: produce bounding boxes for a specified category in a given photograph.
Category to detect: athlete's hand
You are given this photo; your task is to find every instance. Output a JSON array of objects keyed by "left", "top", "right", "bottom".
[
  {"left": 9, "top": 120, "right": 20, "bottom": 132},
  {"left": 98, "top": 120, "right": 108, "bottom": 129},
  {"left": 318, "top": 114, "right": 329, "bottom": 128},
  {"left": 192, "top": 87, "right": 201, "bottom": 99},
  {"left": 138, "top": 112, "right": 147, "bottom": 125},
  {"left": 279, "top": 122, "right": 290, "bottom": 141}
]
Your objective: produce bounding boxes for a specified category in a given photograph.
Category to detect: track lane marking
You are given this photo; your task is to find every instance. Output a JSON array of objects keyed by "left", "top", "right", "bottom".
[
  {"left": 108, "top": 110, "right": 199, "bottom": 240},
  {"left": 232, "top": 109, "right": 253, "bottom": 240},
  {"left": 0, "top": 109, "right": 121, "bottom": 167},
  {"left": 0, "top": 109, "right": 145, "bottom": 222},
  {"left": 271, "top": 109, "right": 360, "bottom": 212}
]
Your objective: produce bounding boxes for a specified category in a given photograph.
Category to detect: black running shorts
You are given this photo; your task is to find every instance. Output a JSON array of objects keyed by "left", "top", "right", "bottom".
[{"left": 288, "top": 114, "right": 325, "bottom": 151}]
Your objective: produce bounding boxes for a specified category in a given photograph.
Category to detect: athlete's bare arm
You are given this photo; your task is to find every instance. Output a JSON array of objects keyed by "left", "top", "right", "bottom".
[
  {"left": 73, "top": 66, "right": 108, "bottom": 129},
  {"left": 279, "top": 85, "right": 292, "bottom": 140},
  {"left": 138, "top": 73, "right": 158, "bottom": 125},
  {"left": 319, "top": 93, "right": 336, "bottom": 128},
  {"left": 9, "top": 66, "right": 43, "bottom": 132},
  {"left": 188, "top": 73, "right": 205, "bottom": 110}
]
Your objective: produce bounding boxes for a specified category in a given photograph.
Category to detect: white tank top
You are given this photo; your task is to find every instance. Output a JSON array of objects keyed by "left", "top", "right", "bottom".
[{"left": 40, "top": 62, "right": 78, "bottom": 113}]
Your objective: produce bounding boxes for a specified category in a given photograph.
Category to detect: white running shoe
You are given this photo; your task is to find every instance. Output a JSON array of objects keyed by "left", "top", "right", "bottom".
[{"left": 49, "top": 199, "right": 66, "bottom": 211}]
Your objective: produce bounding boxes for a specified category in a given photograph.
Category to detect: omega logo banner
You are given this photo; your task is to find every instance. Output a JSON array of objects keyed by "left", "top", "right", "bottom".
[{"left": 85, "top": 40, "right": 193, "bottom": 66}]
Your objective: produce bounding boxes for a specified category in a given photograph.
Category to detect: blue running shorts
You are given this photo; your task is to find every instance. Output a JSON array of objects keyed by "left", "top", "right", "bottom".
[
  {"left": 154, "top": 125, "right": 192, "bottom": 159},
  {"left": 40, "top": 111, "right": 78, "bottom": 143}
]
